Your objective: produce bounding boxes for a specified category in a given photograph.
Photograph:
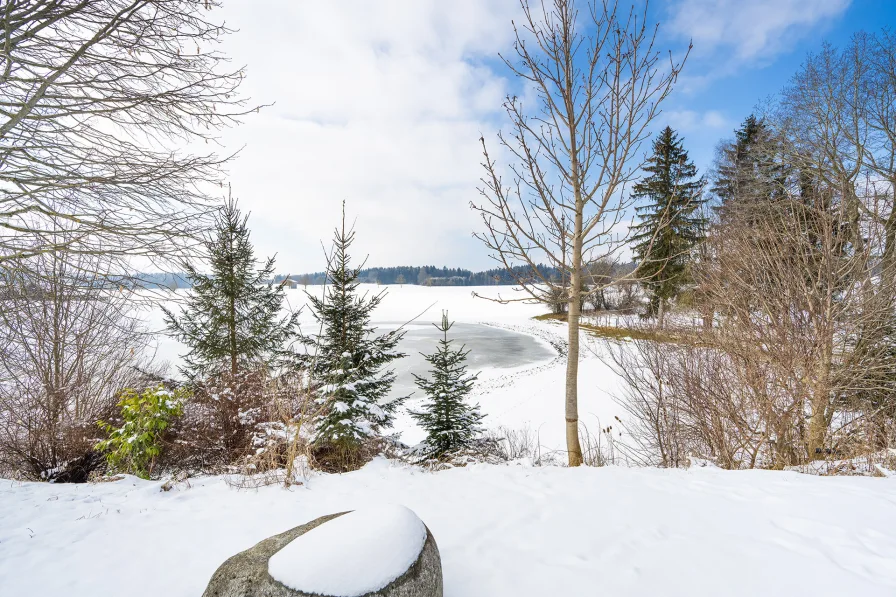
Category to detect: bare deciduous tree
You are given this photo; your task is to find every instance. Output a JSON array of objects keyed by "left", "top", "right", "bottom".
[
  {"left": 472, "top": 0, "right": 687, "bottom": 465},
  {"left": 0, "top": 244, "right": 148, "bottom": 480},
  {"left": 0, "top": 0, "right": 255, "bottom": 270},
  {"left": 778, "top": 32, "right": 896, "bottom": 285}
]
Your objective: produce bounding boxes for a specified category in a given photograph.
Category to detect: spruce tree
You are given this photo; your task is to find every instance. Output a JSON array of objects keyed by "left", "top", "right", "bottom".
[
  {"left": 712, "top": 114, "right": 787, "bottom": 216},
  {"left": 630, "top": 126, "right": 706, "bottom": 326},
  {"left": 410, "top": 312, "right": 484, "bottom": 458},
  {"left": 300, "top": 207, "right": 406, "bottom": 452},
  {"left": 163, "top": 195, "right": 299, "bottom": 379}
]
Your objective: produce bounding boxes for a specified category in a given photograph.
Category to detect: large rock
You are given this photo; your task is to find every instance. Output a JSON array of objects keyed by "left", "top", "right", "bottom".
[{"left": 202, "top": 511, "right": 443, "bottom": 597}]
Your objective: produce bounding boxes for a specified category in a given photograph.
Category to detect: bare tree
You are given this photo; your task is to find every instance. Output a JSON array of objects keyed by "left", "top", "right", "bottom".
[
  {"left": 472, "top": 0, "right": 687, "bottom": 464},
  {"left": 0, "top": 0, "right": 255, "bottom": 271},
  {"left": 0, "top": 242, "right": 149, "bottom": 480},
  {"left": 777, "top": 32, "right": 896, "bottom": 286}
]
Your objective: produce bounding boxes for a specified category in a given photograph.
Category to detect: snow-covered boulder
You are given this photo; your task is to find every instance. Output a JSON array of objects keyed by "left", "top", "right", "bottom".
[{"left": 202, "top": 506, "right": 442, "bottom": 597}]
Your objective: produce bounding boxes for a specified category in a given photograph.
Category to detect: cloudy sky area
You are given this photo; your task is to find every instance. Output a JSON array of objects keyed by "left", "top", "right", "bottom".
[{"left": 213, "top": 0, "right": 893, "bottom": 273}]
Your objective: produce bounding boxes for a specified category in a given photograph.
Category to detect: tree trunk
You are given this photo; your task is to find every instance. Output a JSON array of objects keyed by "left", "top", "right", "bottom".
[
  {"left": 702, "top": 304, "right": 713, "bottom": 330},
  {"left": 807, "top": 405, "right": 827, "bottom": 460},
  {"left": 566, "top": 239, "right": 584, "bottom": 467},
  {"left": 229, "top": 292, "right": 238, "bottom": 376},
  {"left": 658, "top": 298, "right": 665, "bottom": 329},
  {"left": 566, "top": 294, "right": 584, "bottom": 466}
]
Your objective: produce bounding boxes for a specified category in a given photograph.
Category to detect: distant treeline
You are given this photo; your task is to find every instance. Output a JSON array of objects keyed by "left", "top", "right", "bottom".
[
  {"left": 136, "top": 263, "right": 637, "bottom": 289},
  {"left": 131, "top": 272, "right": 192, "bottom": 289},
  {"left": 275, "top": 264, "right": 567, "bottom": 286}
]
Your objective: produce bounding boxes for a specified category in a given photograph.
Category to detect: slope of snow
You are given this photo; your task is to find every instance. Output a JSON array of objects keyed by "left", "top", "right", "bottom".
[
  {"left": 287, "top": 284, "right": 547, "bottom": 325},
  {"left": 268, "top": 504, "right": 426, "bottom": 596},
  {"left": 12, "top": 285, "right": 891, "bottom": 596},
  {"left": 146, "top": 285, "right": 625, "bottom": 453},
  {"left": 2, "top": 459, "right": 895, "bottom": 597}
]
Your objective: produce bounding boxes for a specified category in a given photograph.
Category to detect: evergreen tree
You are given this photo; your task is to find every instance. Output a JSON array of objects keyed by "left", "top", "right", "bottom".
[
  {"left": 712, "top": 114, "right": 787, "bottom": 216},
  {"left": 300, "top": 207, "right": 406, "bottom": 452},
  {"left": 410, "top": 312, "right": 484, "bottom": 458},
  {"left": 163, "top": 195, "right": 299, "bottom": 379},
  {"left": 630, "top": 127, "right": 706, "bottom": 326}
]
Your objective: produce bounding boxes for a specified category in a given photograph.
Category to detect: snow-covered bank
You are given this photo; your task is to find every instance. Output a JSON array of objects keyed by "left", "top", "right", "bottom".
[
  {"left": 144, "top": 285, "right": 626, "bottom": 453},
  {"left": 2, "top": 459, "right": 895, "bottom": 597}
]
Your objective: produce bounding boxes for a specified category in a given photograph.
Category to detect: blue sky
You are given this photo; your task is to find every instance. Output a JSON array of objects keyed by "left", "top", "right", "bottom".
[
  {"left": 215, "top": 0, "right": 896, "bottom": 273},
  {"left": 651, "top": 0, "right": 896, "bottom": 173}
]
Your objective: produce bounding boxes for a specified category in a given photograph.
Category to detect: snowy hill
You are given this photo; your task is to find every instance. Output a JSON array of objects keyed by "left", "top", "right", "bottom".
[
  {"left": 2, "top": 458, "right": 895, "bottom": 596},
  {"left": 4, "top": 284, "right": 896, "bottom": 596}
]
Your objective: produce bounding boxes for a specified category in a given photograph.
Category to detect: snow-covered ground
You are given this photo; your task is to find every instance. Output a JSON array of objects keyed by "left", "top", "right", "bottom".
[
  {"left": 2, "top": 459, "right": 895, "bottom": 596},
  {"left": 145, "top": 284, "right": 626, "bottom": 451},
  {"left": 5, "top": 284, "right": 896, "bottom": 596}
]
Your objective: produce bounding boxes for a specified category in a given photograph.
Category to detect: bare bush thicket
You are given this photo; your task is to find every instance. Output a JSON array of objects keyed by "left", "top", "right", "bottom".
[
  {"left": 607, "top": 338, "right": 790, "bottom": 469},
  {"left": 606, "top": 191, "right": 896, "bottom": 469},
  {"left": 160, "top": 368, "right": 321, "bottom": 481},
  {"left": 0, "top": 250, "right": 148, "bottom": 480}
]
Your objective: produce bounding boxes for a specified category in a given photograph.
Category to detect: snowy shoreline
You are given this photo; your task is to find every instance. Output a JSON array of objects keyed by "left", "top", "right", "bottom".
[{"left": 3, "top": 458, "right": 895, "bottom": 597}]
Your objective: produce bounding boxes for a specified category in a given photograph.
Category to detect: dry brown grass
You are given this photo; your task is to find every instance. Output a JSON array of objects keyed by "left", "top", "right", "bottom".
[{"left": 533, "top": 312, "right": 701, "bottom": 345}]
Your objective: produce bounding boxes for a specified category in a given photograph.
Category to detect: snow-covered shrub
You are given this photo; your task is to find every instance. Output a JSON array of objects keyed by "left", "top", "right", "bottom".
[
  {"left": 166, "top": 368, "right": 321, "bottom": 480},
  {"left": 170, "top": 368, "right": 270, "bottom": 470},
  {"left": 478, "top": 425, "right": 556, "bottom": 465},
  {"left": 95, "top": 386, "right": 185, "bottom": 479}
]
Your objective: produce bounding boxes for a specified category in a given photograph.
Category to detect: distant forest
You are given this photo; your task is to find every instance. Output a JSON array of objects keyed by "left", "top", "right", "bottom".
[
  {"left": 274, "top": 264, "right": 567, "bottom": 287},
  {"left": 137, "top": 263, "right": 640, "bottom": 288},
  {"left": 133, "top": 272, "right": 192, "bottom": 289}
]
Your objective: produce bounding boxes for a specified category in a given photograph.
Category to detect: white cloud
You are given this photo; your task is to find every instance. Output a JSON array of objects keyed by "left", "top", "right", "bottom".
[
  {"left": 664, "top": 109, "right": 729, "bottom": 133},
  {"left": 666, "top": 0, "right": 850, "bottom": 77},
  {"left": 214, "top": 0, "right": 522, "bottom": 273}
]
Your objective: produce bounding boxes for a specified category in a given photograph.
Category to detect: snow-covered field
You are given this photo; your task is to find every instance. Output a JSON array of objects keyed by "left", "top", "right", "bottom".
[
  {"left": 146, "top": 284, "right": 626, "bottom": 451},
  {"left": 2, "top": 459, "right": 895, "bottom": 596},
  {"left": 4, "top": 285, "right": 896, "bottom": 596}
]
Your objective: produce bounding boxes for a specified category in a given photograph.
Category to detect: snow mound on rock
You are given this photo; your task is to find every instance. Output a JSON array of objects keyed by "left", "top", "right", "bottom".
[{"left": 268, "top": 504, "right": 427, "bottom": 597}]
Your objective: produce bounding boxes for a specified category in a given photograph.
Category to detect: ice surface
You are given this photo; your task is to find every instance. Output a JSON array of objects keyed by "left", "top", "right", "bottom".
[
  {"left": 387, "top": 321, "right": 555, "bottom": 401},
  {"left": 144, "top": 285, "right": 549, "bottom": 374},
  {"left": 268, "top": 505, "right": 426, "bottom": 597}
]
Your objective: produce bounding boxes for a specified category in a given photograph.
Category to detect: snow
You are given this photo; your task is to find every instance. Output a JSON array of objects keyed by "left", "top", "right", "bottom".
[
  {"left": 6, "top": 285, "right": 896, "bottom": 596},
  {"left": 145, "top": 285, "right": 609, "bottom": 451},
  {"left": 268, "top": 504, "right": 426, "bottom": 596},
  {"left": 2, "top": 459, "right": 896, "bottom": 596}
]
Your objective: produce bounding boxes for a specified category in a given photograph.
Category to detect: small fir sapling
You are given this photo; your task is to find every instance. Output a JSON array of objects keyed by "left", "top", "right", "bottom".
[
  {"left": 163, "top": 193, "right": 299, "bottom": 379},
  {"left": 410, "top": 312, "right": 485, "bottom": 458}
]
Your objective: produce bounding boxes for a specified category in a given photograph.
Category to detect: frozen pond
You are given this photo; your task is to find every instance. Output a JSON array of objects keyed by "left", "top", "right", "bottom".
[
  {"left": 384, "top": 321, "right": 555, "bottom": 402},
  {"left": 383, "top": 321, "right": 556, "bottom": 445},
  {"left": 152, "top": 313, "right": 555, "bottom": 390}
]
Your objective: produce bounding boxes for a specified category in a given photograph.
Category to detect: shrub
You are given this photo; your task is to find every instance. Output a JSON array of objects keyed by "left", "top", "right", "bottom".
[{"left": 95, "top": 386, "right": 186, "bottom": 479}]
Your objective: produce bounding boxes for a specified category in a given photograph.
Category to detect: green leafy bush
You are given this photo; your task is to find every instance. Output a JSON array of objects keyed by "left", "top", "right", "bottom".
[{"left": 96, "top": 386, "right": 185, "bottom": 479}]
